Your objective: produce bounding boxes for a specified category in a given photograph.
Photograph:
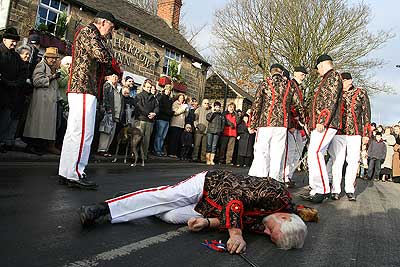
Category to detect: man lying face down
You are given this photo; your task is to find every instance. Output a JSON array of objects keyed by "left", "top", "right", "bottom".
[{"left": 78, "top": 170, "right": 318, "bottom": 253}]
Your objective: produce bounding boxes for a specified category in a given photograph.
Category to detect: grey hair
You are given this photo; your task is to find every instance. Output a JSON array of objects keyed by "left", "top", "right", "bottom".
[
  {"left": 16, "top": 45, "right": 31, "bottom": 54},
  {"left": 264, "top": 213, "right": 307, "bottom": 250}
]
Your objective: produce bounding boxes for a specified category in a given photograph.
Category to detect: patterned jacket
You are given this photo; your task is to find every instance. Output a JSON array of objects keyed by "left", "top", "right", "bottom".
[
  {"left": 67, "top": 23, "right": 113, "bottom": 98},
  {"left": 194, "top": 170, "right": 295, "bottom": 230},
  {"left": 289, "top": 78, "right": 305, "bottom": 129},
  {"left": 339, "top": 86, "right": 371, "bottom": 136},
  {"left": 250, "top": 74, "right": 302, "bottom": 129},
  {"left": 309, "top": 69, "right": 343, "bottom": 130}
]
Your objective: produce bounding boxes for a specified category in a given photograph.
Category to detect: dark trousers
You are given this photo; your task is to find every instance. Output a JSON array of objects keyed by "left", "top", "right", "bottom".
[
  {"left": 218, "top": 136, "right": 236, "bottom": 164},
  {"left": 367, "top": 158, "right": 382, "bottom": 179},
  {"left": 167, "top": 126, "right": 183, "bottom": 156},
  {"left": 236, "top": 155, "right": 252, "bottom": 166},
  {"left": 181, "top": 145, "right": 192, "bottom": 160}
]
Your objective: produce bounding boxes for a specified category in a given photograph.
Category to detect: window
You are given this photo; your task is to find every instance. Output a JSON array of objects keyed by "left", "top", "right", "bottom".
[
  {"left": 35, "top": 0, "right": 69, "bottom": 34},
  {"left": 163, "top": 48, "right": 182, "bottom": 76}
]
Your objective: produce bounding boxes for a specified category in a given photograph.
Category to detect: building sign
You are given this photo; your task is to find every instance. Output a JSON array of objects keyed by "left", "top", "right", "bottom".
[{"left": 112, "top": 31, "right": 159, "bottom": 69}]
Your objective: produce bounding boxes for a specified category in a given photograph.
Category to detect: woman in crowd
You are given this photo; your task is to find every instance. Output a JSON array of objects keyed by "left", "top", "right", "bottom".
[
  {"left": 218, "top": 102, "right": 238, "bottom": 165},
  {"left": 97, "top": 73, "right": 120, "bottom": 157},
  {"left": 167, "top": 93, "right": 188, "bottom": 158},
  {"left": 205, "top": 101, "right": 225, "bottom": 165},
  {"left": 393, "top": 125, "right": 400, "bottom": 183},
  {"left": 153, "top": 84, "right": 173, "bottom": 157},
  {"left": 381, "top": 126, "right": 396, "bottom": 181},
  {"left": 24, "top": 47, "right": 60, "bottom": 155},
  {"left": 236, "top": 114, "right": 252, "bottom": 167}
]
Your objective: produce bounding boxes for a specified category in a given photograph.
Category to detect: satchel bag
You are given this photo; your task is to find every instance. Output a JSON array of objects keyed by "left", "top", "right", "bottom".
[{"left": 99, "top": 113, "right": 114, "bottom": 134}]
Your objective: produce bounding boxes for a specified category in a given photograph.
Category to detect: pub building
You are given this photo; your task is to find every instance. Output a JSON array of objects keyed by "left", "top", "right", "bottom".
[{"left": 3, "top": 0, "right": 210, "bottom": 98}]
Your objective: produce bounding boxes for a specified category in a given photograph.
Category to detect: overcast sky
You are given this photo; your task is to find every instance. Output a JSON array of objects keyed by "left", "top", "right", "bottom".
[{"left": 181, "top": 0, "right": 400, "bottom": 126}]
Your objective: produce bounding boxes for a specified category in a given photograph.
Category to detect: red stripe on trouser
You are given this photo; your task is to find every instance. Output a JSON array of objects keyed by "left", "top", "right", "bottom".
[
  {"left": 75, "top": 94, "right": 86, "bottom": 179},
  {"left": 316, "top": 130, "right": 329, "bottom": 194},
  {"left": 106, "top": 171, "right": 207, "bottom": 204}
]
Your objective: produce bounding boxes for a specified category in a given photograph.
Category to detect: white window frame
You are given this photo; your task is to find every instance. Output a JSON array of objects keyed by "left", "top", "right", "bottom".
[
  {"left": 163, "top": 48, "right": 182, "bottom": 76},
  {"left": 35, "top": 0, "right": 70, "bottom": 35}
]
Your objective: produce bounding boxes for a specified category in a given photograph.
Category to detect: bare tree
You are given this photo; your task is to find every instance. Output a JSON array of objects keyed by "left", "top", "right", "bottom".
[
  {"left": 126, "top": 0, "right": 158, "bottom": 14},
  {"left": 212, "top": 0, "right": 394, "bottom": 97}
]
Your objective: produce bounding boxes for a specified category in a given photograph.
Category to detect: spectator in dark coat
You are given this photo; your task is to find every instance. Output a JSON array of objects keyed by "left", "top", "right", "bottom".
[
  {"left": 206, "top": 101, "right": 225, "bottom": 165},
  {"left": 153, "top": 85, "right": 173, "bottom": 156},
  {"left": 367, "top": 132, "right": 387, "bottom": 181},
  {"left": 180, "top": 124, "right": 194, "bottom": 160},
  {"left": 236, "top": 114, "right": 252, "bottom": 167},
  {"left": 0, "top": 27, "right": 25, "bottom": 153}
]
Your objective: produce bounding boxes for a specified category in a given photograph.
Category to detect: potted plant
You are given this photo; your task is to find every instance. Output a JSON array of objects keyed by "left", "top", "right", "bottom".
[{"left": 168, "top": 60, "right": 187, "bottom": 92}]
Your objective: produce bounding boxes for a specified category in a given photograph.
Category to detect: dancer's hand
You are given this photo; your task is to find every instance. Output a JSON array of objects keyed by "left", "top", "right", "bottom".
[
  {"left": 187, "top": 217, "right": 208, "bottom": 232},
  {"left": 227, "top": 228, "right": 246, "bottom": 254},
  {"left": 316, "top": 123, "right": 325, "bottom": 133}
]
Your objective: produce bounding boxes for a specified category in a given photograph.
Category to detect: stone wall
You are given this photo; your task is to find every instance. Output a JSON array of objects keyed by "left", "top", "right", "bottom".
[{"left": 8, "top": 0, "right": 39, "bottom": 37}]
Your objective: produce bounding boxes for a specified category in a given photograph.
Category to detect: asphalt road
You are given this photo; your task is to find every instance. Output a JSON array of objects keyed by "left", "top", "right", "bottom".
[{"left": 1, "top": 159, "right": 400, "bottom": 267}]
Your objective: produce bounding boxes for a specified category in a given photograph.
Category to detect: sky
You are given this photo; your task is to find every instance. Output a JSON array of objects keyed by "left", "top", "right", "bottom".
[{"left": 181, "top": 0, "right": 400, "bottom": 126}]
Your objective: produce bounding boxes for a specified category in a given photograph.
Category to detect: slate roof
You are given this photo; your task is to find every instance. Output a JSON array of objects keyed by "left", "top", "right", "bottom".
[
  {"left": 211, "top": 71, "right": 254, "bottom": 102},
  {"left": 69, "top": 0, "right": 209, "bottom": 65}
]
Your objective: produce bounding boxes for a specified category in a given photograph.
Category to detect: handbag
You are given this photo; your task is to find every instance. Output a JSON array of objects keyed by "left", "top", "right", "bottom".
[{"left": 99, "top": 113, "right": 114, "bottom": 134}]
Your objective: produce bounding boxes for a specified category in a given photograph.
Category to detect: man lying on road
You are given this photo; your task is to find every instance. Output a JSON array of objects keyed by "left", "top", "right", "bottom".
[{"left": 78, "top": 170, "right": 318, "bottom": 253}]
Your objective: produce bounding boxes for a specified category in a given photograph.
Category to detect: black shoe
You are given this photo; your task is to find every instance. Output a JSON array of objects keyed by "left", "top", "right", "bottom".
[
  {"left": 78, "top": 203, "right": 110, "bottom": 227},
  {"left": 300, "top": 193, "right": 327, "bottom": 204},
  {"left": 346, "top": 193, "right": 356, "bottom": 201},
  {"left": 68, "top": 176, "right": 98, "bottom": 190},
  {"left": 331, "top": 193, "right": 340, "bottom": 200},
  {"left": 58, "top": 176, "right": 68, "bottom": 185}
]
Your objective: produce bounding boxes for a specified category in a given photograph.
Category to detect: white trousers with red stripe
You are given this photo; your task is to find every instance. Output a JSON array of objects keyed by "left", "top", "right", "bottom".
[
  {"left": 307, "top": 128, "right": 337, "bottom": 195},
  {"left": 106, "top": 171, "right": 206, "bottom": 224},
  {"left": 58, "top": 93, "right": 97, "bottom": 181},
  {"left": 284, "top": 130, "right": 306, "bottom": 182},
  {"left": 248, "top": 127, "right": 287, "bottom": 182},
  {"left": 327, "top": 135, "right": 361, "bottom": 194}
]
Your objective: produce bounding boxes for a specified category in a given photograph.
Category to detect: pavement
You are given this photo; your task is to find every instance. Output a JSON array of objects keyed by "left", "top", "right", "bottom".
[{"left": 1, "top": 151, "right": 400, "bottom": 267}]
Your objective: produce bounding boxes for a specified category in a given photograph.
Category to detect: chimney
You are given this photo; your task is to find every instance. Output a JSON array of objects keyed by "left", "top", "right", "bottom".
[{"left": 157, "top": 0, "right": 182, "bottom": 30}]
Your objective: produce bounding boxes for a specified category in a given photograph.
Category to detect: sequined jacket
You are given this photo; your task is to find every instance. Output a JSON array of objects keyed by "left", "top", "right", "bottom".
[
  {"left": 339, "top": 86, "right": 371, "bottom": 136},
  {"left": 309, "top": 69, "right": 343, "bottom": 130},
  {"left": 194, "top": 170, "right": 295, "bottom": 231},
  {"left": 67, "top": 23, "right": 113, "bottom": 98},
  {"left": 289, "top": 78, "right": 305, "bottom": 129},
  {"left": 250, "top": 74, "right": 302, "bottom": 129}
]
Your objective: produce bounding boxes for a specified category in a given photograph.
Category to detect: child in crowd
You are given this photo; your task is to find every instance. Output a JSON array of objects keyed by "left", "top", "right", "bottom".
[
  {"left": 367, "top": 132, "right": 387, "bottom": 181},
  {"left": 180, "top": 124, "right": 194, "bottom": 160},
  {"left": 359, "top": 143, "right": 368, "bottom": 179},
  {"left": 205, "top": 101, "right": 225, "bottom": 165}
]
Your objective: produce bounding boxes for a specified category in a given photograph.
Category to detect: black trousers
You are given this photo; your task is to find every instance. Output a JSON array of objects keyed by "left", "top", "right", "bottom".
[
  {"left": 167, "top": 126, "right": 183, "bottom": 156},
  {"left": 367, "top": 158, "right": 382, "bottom": 179},
  {"left": 236, "top": 155, "right": 252, "bottom": 166}
]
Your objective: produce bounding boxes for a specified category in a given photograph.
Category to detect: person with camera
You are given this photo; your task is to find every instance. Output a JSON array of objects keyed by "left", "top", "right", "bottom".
[{"left": 23, "top": 47, "right": 61, "bottom": 155}]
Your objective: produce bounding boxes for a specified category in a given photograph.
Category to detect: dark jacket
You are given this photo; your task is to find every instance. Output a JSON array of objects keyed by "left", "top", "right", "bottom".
[
  {"left": 156, "top": 93, "right": 174, "bottom": 122},
  {"left": 236, "top": 121, "right": 252, "bottom": 157},
  {"left": 289, "top": 79, "right": 305, "bottom": 129},
  {"left": 309, "top": 69, "right": 343, "bottom": 130},
  {"left": 0, "top": 43, "right": 25, "bottom": 108},
  {"left": 368, "top": 139, "right": 387, "bottom": 160},
  {"left": 185, "top": 107, "right": 196, "bottom": 128},
  {"left": 195, "top": 170, "right": 294, "bottom": 230},
  {"left": 134, "top": 90, "right": 159, "bottom": 122},
  {"left": 120, "top": 95, "right": 135, "bottom": 125},
  {"left": 206, "top": 111, "right": 225, "bottom": 134},
  {"left": 11, "top": 61, "right": 32, "bottom": 119},
  {"left": 339, "top": 86, "right": 371, "bottom": 136},
  {"left": 181, "top": 130, "right": 194, "bottom": 147},
  {"left": 250, "top": 74, "right": 302, "bottom": 129},
  {"left": 68, "top": 23, "right": 113, "bottom": 98}
]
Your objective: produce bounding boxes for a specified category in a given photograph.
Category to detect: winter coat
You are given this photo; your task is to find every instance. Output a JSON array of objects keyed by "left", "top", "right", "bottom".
[
  {"left": 156, "top": 93, "right": 174, "bottom": 122},
  {"left": 57, "top": 65, "right": 70, "bottom": 102},
  {"left": 250, "top": 74, "right": 302, "bottom": 129},
  {"left": 339, "top": 86, "right": 371, "bottom": 136},
  {"left": 309, "top": 69, "right": 343, "bottom": 130},
  {"left": 236, "top": 122, "right": 252, "bottom": 157},
  {"left": 181, "top": 131, "right": 194, "bottom": 147},
  {"left": 223, "top": 112, "right": 237, "bottom": 137},
  {"left": 194, "top": 106, "right": 211, "bottom": 134},
  {"left": 134, "top": 90, "right": 159, "bottom": 122},
  {"left": 68, "top": 23, "right": 113, "bottom": 98},
  {"left": 367, "top": 139, "right": 387, "bottom": 160},
  {"left": 23, "top": 60, "right": 59, "bottom": 140},
  {"left": 206, "top": 111, "right": 225, "bottom": 134},
  {"left": 393, "top": 144, "right": 400, "bottom": 177},
  {"left": 12, "top": 61, "right": 32, "bottom": 119},
  {"left": 0, "top": 43, "right": 25, "bottom": 108},
  {"left": 102, "top": 81, "right": 122, "bottom": 122},
  {"left": 382, "top": 133, "right": 396, "bottom": 169},
  {"left": 170, "top": 101, "right": 188, "bottom": 128}
]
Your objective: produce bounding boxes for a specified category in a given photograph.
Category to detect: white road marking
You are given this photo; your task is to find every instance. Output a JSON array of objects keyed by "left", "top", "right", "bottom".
[{"left": 64, "top": 226, "right": 189, "bottom": 267}]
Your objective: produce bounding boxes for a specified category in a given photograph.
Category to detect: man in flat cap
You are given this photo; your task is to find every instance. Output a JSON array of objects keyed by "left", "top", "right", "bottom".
[
  {"left": 283, "top": 66, "right": 308, "bottom": 187},
  {"left": 0, "top": 27, "right": 25, "bottom": 153},
  {"left": 248, "top": 64, "right": 302, "bottom": 183},
  {"left": 301, "top": 54, "right": 343, "bottom": 203},
  {"left": 326, "top": 72, "right": 371, "bottom": 201},
  {"left": 59, "top": 11, "right": 119, "bottom": 189}
]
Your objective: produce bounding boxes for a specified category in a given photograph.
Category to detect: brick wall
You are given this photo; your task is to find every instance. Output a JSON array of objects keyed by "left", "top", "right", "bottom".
[
  {"left": 8, "top": 0, "right": 39, "bottom": 37},
  {"left": 157, "top": 0, "right": 182, "bottom": 30}
]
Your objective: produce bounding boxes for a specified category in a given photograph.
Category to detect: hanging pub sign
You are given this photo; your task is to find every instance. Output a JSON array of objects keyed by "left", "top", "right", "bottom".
[{"left": 111, "top": 31, "right": 159, "bottom": 69}]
